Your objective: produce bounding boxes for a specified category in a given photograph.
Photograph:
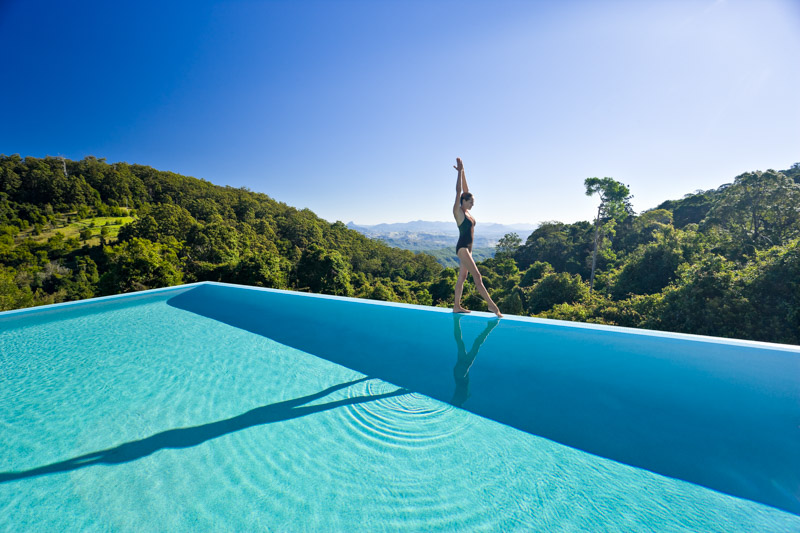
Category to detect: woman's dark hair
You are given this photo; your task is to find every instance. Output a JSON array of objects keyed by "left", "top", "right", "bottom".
[{"left": 460, "top": 192, "right": 473, "bottom": 205}]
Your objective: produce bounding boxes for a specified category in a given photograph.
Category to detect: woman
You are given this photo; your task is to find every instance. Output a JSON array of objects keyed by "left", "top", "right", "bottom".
[{"left": 452, "top": 157, "right": 503, "bottom": 317}]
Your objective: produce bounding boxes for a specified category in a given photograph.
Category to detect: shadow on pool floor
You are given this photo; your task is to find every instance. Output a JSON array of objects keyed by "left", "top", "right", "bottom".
[{"left": 0, "top": 377, "right": 408, "bottom": 483}]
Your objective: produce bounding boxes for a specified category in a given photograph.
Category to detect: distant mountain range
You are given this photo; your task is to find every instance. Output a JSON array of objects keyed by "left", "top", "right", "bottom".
[
  {"left": 348, "top": 220, "right": 536, "bottom": 237},
  {"left": 346, "top": 220, "right": 537, "bottom": 266},
  {"left": 346, "top": 220, "right": 536, "bottom": 249}
]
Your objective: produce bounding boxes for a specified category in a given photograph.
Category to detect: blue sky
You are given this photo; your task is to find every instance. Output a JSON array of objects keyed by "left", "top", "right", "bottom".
[{"left": 2, "top": 0, "right": 798, "bottom": 225}]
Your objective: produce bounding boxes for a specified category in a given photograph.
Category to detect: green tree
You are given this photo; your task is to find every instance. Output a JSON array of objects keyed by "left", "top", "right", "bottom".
[
  {"left": 281, "top": 208, "right": 324, "bottom": 249},
  {"left": 740, "top": 241, "right": 800, "bottom": 344},
  {"left": 704, "top": 170, "right": 800, "bottom": 252},
  {"left": 0, "top": 159, "right": 22, "bottom": 196},
  {"left": 213, "top": 252, "right": 289, "bottom": 289},
  {"left": 295, "top": 244, "right": 353, "bottom": 296},
  {"left": 514, "top": 221, "right": 595, "bottom": 277},
  {"left": 495, "top": 232, "right": 522, "bottom": 259},
  {"left": 584, "top": 177, "right": 633, "bottom": 292},
  {"left": 610, "top": 228, "right": 684, "bottom": 299},
  {"left": 429, "top": 268, "right": 457, "bottom": 305},
  {"left": 527, "top": 272, "right": 590, "bottom": 314},
  {"left": 520, "top": 261, "right": 553, "bottom": 287},
  {"left": 414, "top": 287, "right": 434, "bottom": 306},
  {"left": 615, "top": 209, "right": 673, "bottom": 253},
  {"left": 66, "top": 255, "right": 100, "bottom": 301},
  {"left": 657, "top": 191, "right": 713, "bottom": 229},
  {"left": 149, "top": 204, "right": 197, "bottom": 239},
  {"left": 369, "top": 280, "right": 397, "bottom": 302},
  {"left": 187, "top": 222, "right": 241, "bottom": 264},
  {"left": 98, "top": 238, "right": 183, "bottom": 294},
  {"left": 0, "top": 266, "right": 34, "bottom": 310},
  {"left": 498, "top": 288, "right": 524, "bottom": 315},
  {"left": 648, "top": 254, "right": 748, "bottom": 338},
  {"left": 783, "top": 162, "right": 800, "bottom": 183}
]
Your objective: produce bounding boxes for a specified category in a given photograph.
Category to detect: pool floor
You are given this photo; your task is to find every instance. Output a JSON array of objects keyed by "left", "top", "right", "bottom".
[{"left": 1, "top": 286, "right": 798, "bottom": 531}]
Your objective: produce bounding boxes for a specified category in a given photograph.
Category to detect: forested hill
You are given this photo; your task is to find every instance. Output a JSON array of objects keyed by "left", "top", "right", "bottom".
[
  {"left": 0, "top": 154, "right": 442, "bottom": 309},
  {"left": 2, "top": 154, "right": 799, "bottom": 345}
]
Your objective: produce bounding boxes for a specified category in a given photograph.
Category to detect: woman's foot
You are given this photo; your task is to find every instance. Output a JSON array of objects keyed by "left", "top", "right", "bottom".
[
  {"left": 453, "top": 306, "right": 471, "bottom": 313},
  {"left": 489, "top": 304, "right": 503, "bottom": 318}
]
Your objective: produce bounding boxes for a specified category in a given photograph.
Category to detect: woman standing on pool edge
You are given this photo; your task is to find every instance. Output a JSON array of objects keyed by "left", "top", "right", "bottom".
[{"left": 453, "top": 157, "right": 503, "bottom": 317}]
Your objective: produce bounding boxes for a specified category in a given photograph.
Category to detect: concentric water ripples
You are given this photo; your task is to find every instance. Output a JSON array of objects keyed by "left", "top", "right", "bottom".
[
  {"left": 341, "top": 378, "right": 472, "bottom": 451},
  {"left": 230, "top": 377, "right": 493, "bottom": 530},
  {"left": 338, "top": 379, "right": 497, "bottom": 530},
  {"left": 190, "top": 374, "right": 489, "bottom": 530}
]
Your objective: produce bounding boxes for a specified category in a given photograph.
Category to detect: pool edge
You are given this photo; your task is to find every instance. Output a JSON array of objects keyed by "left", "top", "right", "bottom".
[{"left": 3, "top": 280, "right": 799, "bottom": 353}]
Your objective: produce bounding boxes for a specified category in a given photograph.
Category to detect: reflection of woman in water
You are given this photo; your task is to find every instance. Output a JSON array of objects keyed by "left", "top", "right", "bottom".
[
  {"left": 451, "top": 314, "right": 500, "bottom": 407},
  {"left": 452, "top": 157, "right": 503, "bottom": 317}
]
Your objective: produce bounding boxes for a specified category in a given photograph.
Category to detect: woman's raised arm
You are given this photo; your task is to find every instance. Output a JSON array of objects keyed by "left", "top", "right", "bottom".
[
  {"left": 455, "top": 157, "right": 469, "bottom": 194},
  {"left": 453, "top": 158, "right": 466, "bottom": 219}
]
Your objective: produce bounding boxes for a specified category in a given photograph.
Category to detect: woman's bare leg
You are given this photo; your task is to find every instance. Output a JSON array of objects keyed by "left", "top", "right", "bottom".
[
  {"left": 453, "top": 261, "right": 470, "bottom": 313},
  {"left": 457, "top": 248, "right": 503, "bottom": 317}
]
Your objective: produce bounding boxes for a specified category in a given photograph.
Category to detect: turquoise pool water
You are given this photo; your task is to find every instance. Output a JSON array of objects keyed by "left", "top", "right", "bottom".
[{"left": 1, "top": 282, "right": 798, "bottom": 531}]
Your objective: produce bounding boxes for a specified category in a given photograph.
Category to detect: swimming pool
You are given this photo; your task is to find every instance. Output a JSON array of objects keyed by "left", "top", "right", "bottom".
[{"left": 1, "top": 281, "right": 798, "bottom": 531}]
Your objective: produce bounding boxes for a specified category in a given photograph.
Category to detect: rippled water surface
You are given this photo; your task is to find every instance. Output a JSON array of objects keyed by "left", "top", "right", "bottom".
[{"left": 1, "top": 284, "right": 798, "bottom": 532}]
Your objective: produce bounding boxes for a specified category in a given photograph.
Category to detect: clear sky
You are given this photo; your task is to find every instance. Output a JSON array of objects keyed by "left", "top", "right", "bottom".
[{"left": 2, "top": 0, "right": 798, "bottom": 225}]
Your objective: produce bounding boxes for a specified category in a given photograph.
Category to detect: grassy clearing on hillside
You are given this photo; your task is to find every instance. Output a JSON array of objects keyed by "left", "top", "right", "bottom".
[{"left": 16, "top": 215, "right": 135, "bottom": 247}]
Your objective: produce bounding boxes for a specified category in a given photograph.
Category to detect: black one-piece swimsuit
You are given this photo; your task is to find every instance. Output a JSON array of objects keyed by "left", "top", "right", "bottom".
[{"left": 456, "top": 217, "right": 474, "bottom": 253}]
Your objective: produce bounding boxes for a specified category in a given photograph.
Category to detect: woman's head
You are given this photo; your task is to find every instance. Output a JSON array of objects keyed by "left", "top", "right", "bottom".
[{"left": 460, "top": 192, "right": 474, "bottom": 209}]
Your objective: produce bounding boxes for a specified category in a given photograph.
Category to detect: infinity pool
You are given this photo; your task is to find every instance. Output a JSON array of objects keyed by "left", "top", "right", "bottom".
[{"left": 1, "top": 282, "right": 798, "bottom": 531}]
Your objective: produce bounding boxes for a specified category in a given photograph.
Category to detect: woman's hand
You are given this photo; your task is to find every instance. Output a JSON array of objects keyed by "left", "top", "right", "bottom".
[{"left": 453, "top": 157, "right": 464, "bottom": 172}]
